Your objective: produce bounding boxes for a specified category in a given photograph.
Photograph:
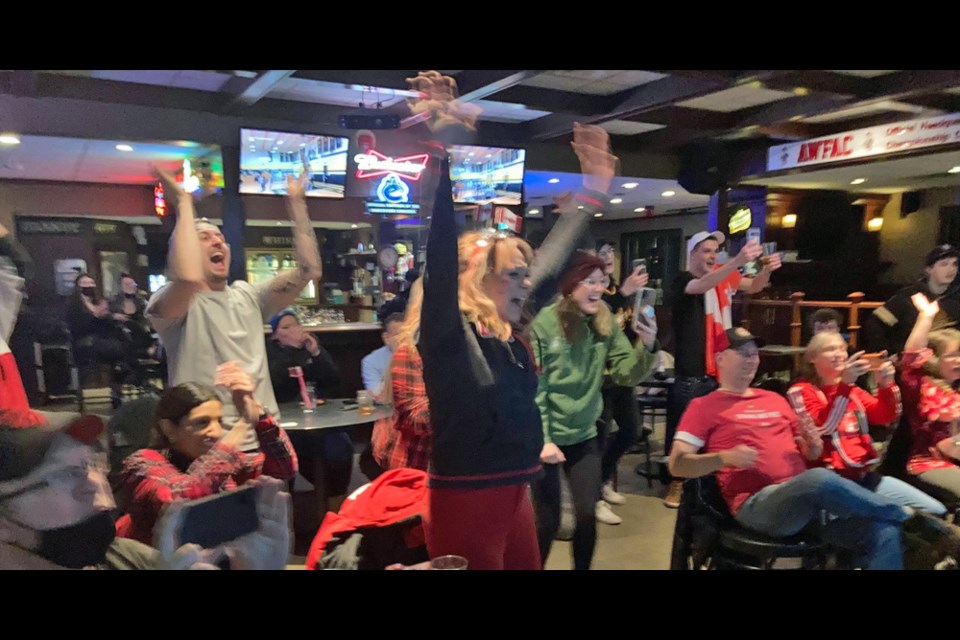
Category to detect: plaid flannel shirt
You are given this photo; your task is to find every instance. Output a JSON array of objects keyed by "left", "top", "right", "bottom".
[{"left": 372, "top": 343, "right": 432, "bottom": 472}]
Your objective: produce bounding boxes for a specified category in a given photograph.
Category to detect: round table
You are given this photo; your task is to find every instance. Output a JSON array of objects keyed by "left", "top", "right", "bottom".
[
  {"left": 277, "top": 400, "right": 392, "bottom": 524},
  {"left": 277, "top": 399, "right": 392, "bottom": 432}
]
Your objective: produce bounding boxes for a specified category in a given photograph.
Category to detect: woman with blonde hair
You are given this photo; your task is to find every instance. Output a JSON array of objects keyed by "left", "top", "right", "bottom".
[
  {"left": 899, "top": 293, "right": 960, "bottom": 503},
  {"left": 529, "top": 251, "right": 658, "bottom": 569},
  {"left": 787, "top": 330, "right": 946, "bottom": 514},
  {"left": 419, "top": 117, "right": 615, "bottom": 569},
  {"left": 371, "top": 278, "right": 432, "bottom": 471}
]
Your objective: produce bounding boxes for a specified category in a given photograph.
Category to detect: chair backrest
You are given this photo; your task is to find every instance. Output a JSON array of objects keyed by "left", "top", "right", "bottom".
[
  {"left": 669, "top": 475, "right": 733, "bottom": 570},
  {"left": 107, "top": 395, "right": 160, "bottom": 505}
]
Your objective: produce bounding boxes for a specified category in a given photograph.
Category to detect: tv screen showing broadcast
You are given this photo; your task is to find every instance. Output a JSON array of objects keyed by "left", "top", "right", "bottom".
[
  {"left": 239, "top": 128, "right": 348, "bottom": 198},
  {"left": 448, "top": 145, "right": 525, "bottom": 205}
]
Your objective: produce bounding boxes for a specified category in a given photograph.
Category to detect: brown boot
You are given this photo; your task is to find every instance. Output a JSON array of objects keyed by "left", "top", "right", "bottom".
[{"left": 663, "top": 480, "right": 683, "bottom": 509}]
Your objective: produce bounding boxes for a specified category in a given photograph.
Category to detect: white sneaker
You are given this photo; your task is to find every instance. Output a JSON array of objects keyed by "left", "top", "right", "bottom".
[
  {"left": 596, "top": 500, "right": 622, "bottom": 525},
  {"left": 601, "top": 482, "right": 626, "bottom": 505}
]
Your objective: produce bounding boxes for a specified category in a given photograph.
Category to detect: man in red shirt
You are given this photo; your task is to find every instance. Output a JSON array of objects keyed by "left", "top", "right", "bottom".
[{"left": 668, "top": 327, "right": 953, "bottom": 570}]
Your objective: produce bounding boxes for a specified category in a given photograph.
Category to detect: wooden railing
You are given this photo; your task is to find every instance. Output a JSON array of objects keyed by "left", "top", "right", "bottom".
[{"left": 739, "top": 291, "right": 883, "bottom": 349}]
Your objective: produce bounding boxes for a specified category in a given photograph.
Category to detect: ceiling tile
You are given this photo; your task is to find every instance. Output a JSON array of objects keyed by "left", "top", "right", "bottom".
[
  {"left": 828, "top": 70, "right": 899, "bottom": 78},
  {"left": 677, "top": 85, "right": 794, "bottom": 112},
  {"left": 600, "top": 120, "right": 665, "bottom": 135}
]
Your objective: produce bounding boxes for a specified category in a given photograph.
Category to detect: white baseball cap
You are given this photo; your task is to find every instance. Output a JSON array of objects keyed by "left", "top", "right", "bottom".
[{"left": 687, "top": 230, "right": 726, "bottom": 256}]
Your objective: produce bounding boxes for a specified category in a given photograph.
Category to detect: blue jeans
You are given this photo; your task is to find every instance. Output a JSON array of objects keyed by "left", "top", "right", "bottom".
[
  {"left": 871, "top": 476, "right": 946, "bottom": 516},
  {"left": 735, "top": 468, "right": 910, "bottom": 570}
]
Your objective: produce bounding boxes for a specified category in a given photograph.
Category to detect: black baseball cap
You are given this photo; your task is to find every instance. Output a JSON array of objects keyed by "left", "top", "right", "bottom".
[
  {"left": 925, "top": 244, "right": 959, "bottom": 267},
  {"left": 718, "top": 327, "right": 765, "bottom": 353}
]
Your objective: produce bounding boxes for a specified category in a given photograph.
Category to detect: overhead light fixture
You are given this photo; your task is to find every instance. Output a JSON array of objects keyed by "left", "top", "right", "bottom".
[
  {"left": 661, "top": 190, "right": 676, "bottom": 197},
  {"left": 782, "top": 213, "right": 797, "bottom": 228},
  {"left": 594, "top": 212, "right": 603, "bottom": 218},
  {"left": 867, "top": 217, "right": 883, "bottom": 232},
  {"left": 793, "top": 87, "right": 810, "bottom": 96},
  {"left": 850, "top": 178, "right": 867, "bottom": 185},
  {"left": 577, "top": 205, "right": 585, "bottom": 210},
  {"left": 528, "top": 209, "right": 540, "bottom": 215},
  {"left": 548, "top": 178, "right": 560, "bottom": 184},
  {"left": 610, "top": 198, "right": 623, "bottom": 204},
  {"left": 115, "top": 144, "right": 134, "bottom": 152},
  {"left": 0, "top": 134, "right": 21, "bottom": 145},
  {"left": 622, "top": 182, "right": 639, "bottom": 189},
  {"left": 949, "top": 166, "right": 960, "bottom": 174},
  {"left": 634, "top": 207, "right": 646, "bottom": 213},
  {"left": 789, "top": 115, "right": 804, "bottom": 122},
  {"left": 351, "top": 224, "right": 358, "bottom": 229}
]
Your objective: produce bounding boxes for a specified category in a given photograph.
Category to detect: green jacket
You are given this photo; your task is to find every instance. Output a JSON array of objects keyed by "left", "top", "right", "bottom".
[{"left": 530, "top": 301, "right": 657, "bottom": 446}]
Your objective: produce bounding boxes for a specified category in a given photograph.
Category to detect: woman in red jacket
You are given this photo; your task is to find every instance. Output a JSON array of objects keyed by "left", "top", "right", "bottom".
[
  {"left": 788, "top": 330, "right": 946, "bottom": 515},
  {"left": 116, "top": 362, "right": 297, "bottom": 545}
]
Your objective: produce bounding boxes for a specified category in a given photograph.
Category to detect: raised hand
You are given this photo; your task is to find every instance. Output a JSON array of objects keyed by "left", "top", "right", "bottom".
[
  {"left": 215, "top": 361, "right": 262, "bottom": 423},
  {"left": 405, "top": 70, "right": 481, "bottom": 132},
  {"left": 734, "top": 240, "right": 763, "bottom": 267},
  {"left": 912, "top": 292, "right": 940, "bottom": 318},
  {"left": 763, "top": 252, "right": 783, "bottom": 272},
  {"left": 571, "top": 122, "right": 617, "bottom": 194},
  {"left": 285, "top": 162, "right": 310, "bottom": 201},
  {"left": 620, "top": 266, "right": 649, "bottom": 297}
]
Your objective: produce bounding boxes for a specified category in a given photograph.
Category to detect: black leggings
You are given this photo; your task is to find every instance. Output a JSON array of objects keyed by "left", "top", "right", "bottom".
[
  {"left": 597, "top": 384, "right": 640, "bottom": 484},
  {"left": 532, "top": 438, "right": 601, "bottom": 570}
]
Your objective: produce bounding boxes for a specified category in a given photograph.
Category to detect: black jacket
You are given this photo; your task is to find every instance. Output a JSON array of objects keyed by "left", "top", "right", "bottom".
[
  {"left": 420, "top": 154, "right": 606, "bottom": 490},
  {"left": 862, "top": 280, "right": 960, "bottom": 355},
  {"left": 266, "top": 339, "right": 341, "bottom": 403}
]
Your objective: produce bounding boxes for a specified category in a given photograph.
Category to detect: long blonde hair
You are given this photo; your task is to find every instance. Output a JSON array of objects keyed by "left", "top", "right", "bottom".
[
  {"left": 380, "top": 278, "right": 424, "bottom": 405},
  {"left": 923, "top": 329, "right": 960, "bottom": 389},
  {"left": 800, "top": 331, "right": 846, "bottom": 384},
  {"left": 457, "top": 231, "right": 534, "bottom": 342}
]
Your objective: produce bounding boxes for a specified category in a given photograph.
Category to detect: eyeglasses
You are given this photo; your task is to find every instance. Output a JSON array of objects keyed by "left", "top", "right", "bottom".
[
  {"left": 597, "top": 248, "right": 615, "bottom": 257},
  {"left": 941, "top": 352, "right": 960, "bottom": 361},
  {"left": 580, "top": 276, "right": 611, "bottom": 289},
  {"left": 0, "top": 455, "right": 109, "bottom": 502}
]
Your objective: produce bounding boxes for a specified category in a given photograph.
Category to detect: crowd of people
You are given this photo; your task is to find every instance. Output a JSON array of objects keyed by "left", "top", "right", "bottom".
[{"left": 5, "top": 70, "right": 960, "bottom": 571}]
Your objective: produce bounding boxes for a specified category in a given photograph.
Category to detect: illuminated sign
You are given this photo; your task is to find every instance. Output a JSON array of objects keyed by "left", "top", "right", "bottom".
[
  {"left": 154, "top": 183, "right": 167, "bottom": 218},
  {"left": 728, "top": 207, "right": 752, "bottom": 234},
  {"left": 377, "top": 174, "right": 410, "bottom": 203},
  {"left": 354, "top": 150, "right": 429, "bottom": 181}
]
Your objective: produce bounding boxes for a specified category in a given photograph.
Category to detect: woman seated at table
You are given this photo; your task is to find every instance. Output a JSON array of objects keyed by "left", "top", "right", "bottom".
[
  {"left": 787, "top": 330, "right": 947, "bottom": 515},
  {"left": 66, "top": 273, "right": 132, "bottom": 396},
  {"left": 115, "top": 362, "right": 297, "bottom": 545},
  {"left": 108, "top": 273, "right": 155, "bottom": 358},
  {"left": 371, "top": 278, "right": 431, "bottom": 472},
  {"left": 265, "top": 308, "right": 352, "bottom": 513},
  {"left": 898, "top": 293, "right": 960, "bottom": 505}
]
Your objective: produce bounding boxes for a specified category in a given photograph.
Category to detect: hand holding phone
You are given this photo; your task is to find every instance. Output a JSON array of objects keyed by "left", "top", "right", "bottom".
[{"left": 175, "top": 486, "right": 260, "bottom": 549}]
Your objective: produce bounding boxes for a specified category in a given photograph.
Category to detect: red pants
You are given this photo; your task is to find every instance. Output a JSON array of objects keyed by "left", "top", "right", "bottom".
[{"left": 424, "top": 483, "right": 541, "bottom": 570}]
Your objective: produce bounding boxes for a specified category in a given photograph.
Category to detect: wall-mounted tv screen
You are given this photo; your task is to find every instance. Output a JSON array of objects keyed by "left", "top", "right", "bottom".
[
  {"left": 239, "top": 128, "right": 348, "bottom": 198},
  {"left": 448, "top": 145, "right": 525, "bottom": 205}
]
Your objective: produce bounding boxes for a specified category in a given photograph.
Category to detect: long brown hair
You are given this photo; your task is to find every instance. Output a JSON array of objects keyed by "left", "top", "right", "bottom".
[{"left": 457, "top": 231, "right": 534, "bottom": 342}]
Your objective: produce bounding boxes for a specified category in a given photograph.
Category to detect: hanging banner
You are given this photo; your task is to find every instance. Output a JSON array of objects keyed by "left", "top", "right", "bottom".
[{"left": 767, "top": 112, "right": 960, "bottom": 172}]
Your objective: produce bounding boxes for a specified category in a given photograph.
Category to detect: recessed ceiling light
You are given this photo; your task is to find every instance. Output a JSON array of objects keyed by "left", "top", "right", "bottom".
[
  {"left": 949, "top": 166, "right": 960, "bottom": 174},
  {"left": 850, "top": 178, "right": 867, "bottom": 185},
  {"left": 0, "top": 134, "right": 21, "bottom": 145},
  {"left": 577, "top": 205, "right": 585, "bottom": 210},
  {"left": 610, "top": 198, "right": 623, "bottom": 204},
  {"left": 468, "top": 152, "right": 474, "bottom": 157},
  {"left": 661, "top": 190, "right": 676, "bottom": 197},
  {"left": 622, "top": 182, "right": 639, "bottom": 189},
  {"left": 115, "top": 144, "right": 134, "bottom": 152},
  {"left": 234, "top": 70, "right": 258, "bottom": 78},
  {"left": 793, "top": 87, "right": 809, "bottom": 96},
  {"left": 528, "top": 209, "right": 540, "bottom": 215},
  {"left": 594, "top": 212, "right": 603, "bottom": 218},
  {"left": 299, "top": 143, "right": 306, "bottom": 147},
  {"left": 634, "top": 207, "right": 646, "bottom": 213},
  {"left": 548, "top": 178, "right": 560, "bottom": 184},
  {"left": 275, "top": 222, "right": 283, "bottom": 226},
  {"left": 351, "top": 224, "right": 358, "bottom": 229}
]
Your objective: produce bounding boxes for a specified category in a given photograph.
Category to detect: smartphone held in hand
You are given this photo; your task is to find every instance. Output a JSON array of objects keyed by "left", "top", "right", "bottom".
[
  {"left": 177, "top": 486, "right": 260, "bottom": 549},
  {"left": 631, "top": 258, "right": 647, "bottom": 274},
  {"left": 633, "top": 287, "right": 658, "bottom": 329}
]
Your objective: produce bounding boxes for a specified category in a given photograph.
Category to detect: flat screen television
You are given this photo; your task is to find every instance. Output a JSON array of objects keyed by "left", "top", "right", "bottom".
[
  {"left": 447, "top": 145, "right": 525, "bottom": 205},
  {"left": 239, "top": 128, "right": 348, "bottom": 198}
]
